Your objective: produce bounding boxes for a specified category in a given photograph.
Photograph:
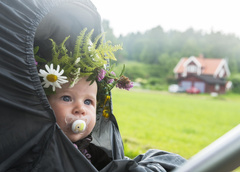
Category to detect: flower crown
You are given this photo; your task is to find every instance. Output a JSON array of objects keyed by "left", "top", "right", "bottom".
[{"left": 34, "top": 28, "right": 133, "bottom": 109}]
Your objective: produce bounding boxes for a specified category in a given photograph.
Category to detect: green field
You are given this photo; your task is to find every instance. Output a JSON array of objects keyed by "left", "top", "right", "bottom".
[{"left": 111, "top": 88, "right": 240, "bottom": 163}]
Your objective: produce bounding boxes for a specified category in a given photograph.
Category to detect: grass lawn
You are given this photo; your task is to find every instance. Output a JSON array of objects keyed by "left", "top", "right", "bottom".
[{"left": 111, "top": 88, "right": 240, "bottom": 163}]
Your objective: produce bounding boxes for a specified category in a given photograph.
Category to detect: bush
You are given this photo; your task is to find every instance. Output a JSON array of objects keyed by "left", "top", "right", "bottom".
[
  {"left": 147, "top": 77, "right": 165, "bottom": 85},
  {"left": 114, "top": 61, "right": 172, "bottom": 91},
  {"left": 114, "top": 61, "right": 147, "bottom": 80},
  {"left": 230, "top": 74, "right": 240, "bottom": 94}
]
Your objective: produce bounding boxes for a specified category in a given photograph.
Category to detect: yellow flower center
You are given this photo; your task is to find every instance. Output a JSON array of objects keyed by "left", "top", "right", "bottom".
[{"left": 47, "top": 74, "right": 58, "bottom": 82}]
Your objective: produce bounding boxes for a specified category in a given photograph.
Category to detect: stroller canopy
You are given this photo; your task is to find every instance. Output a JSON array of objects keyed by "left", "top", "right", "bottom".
[{"left": 0, "top": 0, "right": 185, "bottom": 171}]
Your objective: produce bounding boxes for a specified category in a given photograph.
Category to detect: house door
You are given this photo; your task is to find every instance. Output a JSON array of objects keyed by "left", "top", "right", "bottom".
[
  {"left": 194, "top": 82, "right": 205, "bottom": 93},
  {"left": 181, "top": 81, "right": 192, "bottom": 91}
]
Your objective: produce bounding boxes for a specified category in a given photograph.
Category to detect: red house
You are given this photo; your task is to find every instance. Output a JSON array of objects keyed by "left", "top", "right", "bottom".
[{"left": 173, "top": 55, "right": 231, "bottom": 94}]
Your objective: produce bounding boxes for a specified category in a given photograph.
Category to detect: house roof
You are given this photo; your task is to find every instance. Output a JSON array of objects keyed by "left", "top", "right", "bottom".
[
  {"left": 196, "top": 75, "right": 226, "bottom": 85},
  {"left": 178, "top": 74, "right": 226, "bottom": 84},
  {"left": 174, "top": 56, "right": 230, "bottom": 76}
]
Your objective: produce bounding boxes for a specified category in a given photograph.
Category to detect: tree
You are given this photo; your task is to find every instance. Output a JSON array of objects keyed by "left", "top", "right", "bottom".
[{"left": 102, "top": 19, "right": 240, "bottom": 90}]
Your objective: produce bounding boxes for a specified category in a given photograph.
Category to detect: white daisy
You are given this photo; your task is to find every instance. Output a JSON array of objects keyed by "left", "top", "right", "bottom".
[{"left": 39, "top": 64, "right": 68, "bottom": 91}]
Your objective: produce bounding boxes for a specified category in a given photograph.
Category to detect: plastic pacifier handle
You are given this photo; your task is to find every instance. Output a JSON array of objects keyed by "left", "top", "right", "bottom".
[{"left": 71, "top": 120, "right": 86, "bottom": 134}]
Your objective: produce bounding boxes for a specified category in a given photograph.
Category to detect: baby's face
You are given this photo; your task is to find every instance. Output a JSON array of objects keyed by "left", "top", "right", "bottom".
[{"left": 48, "top": 77, "right": 97, "bottom": 142}]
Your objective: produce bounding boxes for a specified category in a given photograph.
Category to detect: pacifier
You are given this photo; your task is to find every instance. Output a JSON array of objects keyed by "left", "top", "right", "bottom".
[
  {"left": 71, "top": 119, "right": 86, "bottom": 133},
  {"left": 65, "top": 115, "right": 90, "bottom": 134}
]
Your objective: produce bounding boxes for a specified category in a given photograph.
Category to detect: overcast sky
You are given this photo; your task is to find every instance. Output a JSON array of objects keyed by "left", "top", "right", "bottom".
[{"left": 91, "top": 0, "right": 240, "bottom": 38}]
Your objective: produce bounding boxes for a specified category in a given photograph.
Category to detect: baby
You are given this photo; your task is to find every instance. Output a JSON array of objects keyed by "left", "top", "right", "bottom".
[
  {"left": 47, "top": 77, "right": 97, "bottom": 143},
  {"left": 35, "top": 29, "right": 133, "bottom": 170}
]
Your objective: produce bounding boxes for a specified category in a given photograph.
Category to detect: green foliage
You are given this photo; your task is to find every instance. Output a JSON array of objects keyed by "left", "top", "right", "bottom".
[
  {"left": 41, "top": 28, "right": 122, "bottom": 81},
  {"left": 120, "top": 25, "right": 240, "bottom": 69},
  {"left": 35, "top": 28, "right": 124, "bottom": 96},
  {"left": 229, "top": 74, "right": 240, "bottom": 93},
  {"left": 113, "top": 61, "right": 175, "bottom": 89},
  {"left": 113, "top": 62, "right": 145, "bottom": 80},
  {"left": 34, "top": 46, "right": 47, "bottom": 63},
  {"left": 148, "top": 77, "right": 163, "bottom": 85},
  {"left": 139, "top": 77, "right": 167, "bottom": 90},
  {"left": 73, "top": 28, "right": 87, "bottom": 59},
  {"left": 103, "top": 21, "right": 240, "bottom": 89}
]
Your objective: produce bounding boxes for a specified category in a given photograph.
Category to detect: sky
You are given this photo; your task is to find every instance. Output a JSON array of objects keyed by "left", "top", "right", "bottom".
[{"left": 91, "top": 0, "right": 240, "bottom": 38}]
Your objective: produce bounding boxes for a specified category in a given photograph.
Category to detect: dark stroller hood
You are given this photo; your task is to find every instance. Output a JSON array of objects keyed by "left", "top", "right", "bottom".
[
  {"left": 0, "top": 0, "right": 124, "bottom": 171},
  {"left": 0, "top": 0, "right": 186, "bottom": 171}
]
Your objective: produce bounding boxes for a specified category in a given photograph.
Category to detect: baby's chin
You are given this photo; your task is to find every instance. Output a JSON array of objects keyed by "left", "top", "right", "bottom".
[{"left": 67, "top": 132, "right": 89, "bottom": 142}]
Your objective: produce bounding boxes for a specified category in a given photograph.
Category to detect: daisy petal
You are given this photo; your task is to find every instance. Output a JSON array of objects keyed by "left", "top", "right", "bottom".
[
  {"left": 54, "top": 82, "right": 61, "bottom": 89},
  {"left": 59, "top": 69, "right": 64, "bottom": 75},
  {"left": 50, "top": 64, "right": 54, "bottom": 71},
  {"left": 45, "top": 64, "right": 50, "bottom": 73},
  {"left": 52, "top": 85, "right": 56, "bottom": 92}
]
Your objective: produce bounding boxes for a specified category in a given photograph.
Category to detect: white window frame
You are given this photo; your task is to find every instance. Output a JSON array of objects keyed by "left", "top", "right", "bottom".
[
  {"left": 187, "top": 65, "right": 197, "bottom": 73},
  {"left": 215, "top": 84, "right": 220, "bottom": 91}
]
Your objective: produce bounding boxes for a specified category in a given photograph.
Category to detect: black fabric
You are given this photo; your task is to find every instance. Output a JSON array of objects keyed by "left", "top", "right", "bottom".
[
  {"left": 87, "top": 143, "right": 112, "bottom": 171},
  {"left": 74, "top": 135, "right": 112, "bottom": 170},
  {"left": 0, "top": 0, "right": 186, "bottom": 171},
  {"left": 101, "top": 149, "right": 186, "bottom": 172},
  {"left": 0, "top": 0, "right": 105, "bottom": 171}
]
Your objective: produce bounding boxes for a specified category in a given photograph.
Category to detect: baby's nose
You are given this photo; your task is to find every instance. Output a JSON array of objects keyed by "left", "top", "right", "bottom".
[{"left": 73, "top": 103, "right": 85, "bottom": 115}]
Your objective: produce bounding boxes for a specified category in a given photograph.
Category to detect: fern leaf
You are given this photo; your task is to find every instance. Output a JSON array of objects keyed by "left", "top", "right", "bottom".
[{"left": 73, "top": 28, "right": 87, "bottom": 59}]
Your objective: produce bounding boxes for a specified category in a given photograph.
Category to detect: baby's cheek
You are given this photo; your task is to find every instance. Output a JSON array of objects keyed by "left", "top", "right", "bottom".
[
  {"left": 88, "top": 119, "right": 96, "bottom": 131},
  {"left": 56, "top": 119, "right": 66, "bottom": 130},
  {"left": 54, "top": 113, "right": 67, "bottom": 129}
]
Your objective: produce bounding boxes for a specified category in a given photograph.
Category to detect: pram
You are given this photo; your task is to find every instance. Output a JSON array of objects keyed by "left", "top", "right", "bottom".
[{"left": 1, "top": 0, "right": 238, "bottom": 171}]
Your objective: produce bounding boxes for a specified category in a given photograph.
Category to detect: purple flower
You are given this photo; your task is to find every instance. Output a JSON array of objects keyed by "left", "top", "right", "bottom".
[
  {"left": 97, "top": 69, "right": 106, "bottom": 81},
  {"left": 107, "top": 71, "right": 116, "bottom": 84},
  {"left": 35, "top": 59, "right": 38, "bottom": 65},
  {"left": 116, "top": 75, "right": 134, "bottom": 91}
]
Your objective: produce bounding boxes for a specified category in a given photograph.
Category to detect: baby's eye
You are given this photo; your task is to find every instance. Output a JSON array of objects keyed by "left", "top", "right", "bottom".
[
  {"left": 84, "top": 99, "right": 92, "bottom": 105},
  {"left": 61, "top": 96, "right": 72, "bottom": 102}
]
